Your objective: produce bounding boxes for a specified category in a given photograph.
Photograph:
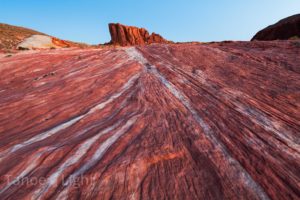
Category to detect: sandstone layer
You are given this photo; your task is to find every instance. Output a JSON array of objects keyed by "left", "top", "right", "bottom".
[
  {"left": 0, "top": 41, "right": 299, "bottom": 199},
  {"left": 109, "top": 23, "right": 168, "bottom": 46},
  {"left": 252, "top": 14, "right": 300, "bottom": 41}
]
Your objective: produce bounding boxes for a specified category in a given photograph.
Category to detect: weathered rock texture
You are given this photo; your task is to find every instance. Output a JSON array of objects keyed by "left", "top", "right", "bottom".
[
  {"left": 252, "top": 14, "right": 300, "bottom": 41},
  {"left": 0, "top": 41, "right": 299, "bottom": 200},
  {"left": 17, "top": 35, "right": 72, "bottom": 50},
  {"left": 109, "top": 23, "right": 168, "bottom": 46}
]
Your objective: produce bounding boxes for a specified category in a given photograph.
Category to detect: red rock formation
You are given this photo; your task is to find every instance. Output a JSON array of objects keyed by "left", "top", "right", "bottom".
[
  {"left": 0, "top": 41, "right": 299, "bottom": 200},
  {"left": 252, "top": 14, "right": 300, "bottom": 41},
  {"left": 109, "top": 23, "right": 168, "bottom": 46},
  {"left": 51, "top": 37, "right": 71, "bottom": 48}
]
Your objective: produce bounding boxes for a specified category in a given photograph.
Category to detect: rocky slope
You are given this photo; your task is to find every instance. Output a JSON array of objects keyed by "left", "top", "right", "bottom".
[
  {"left": 109, "top": 23, "right": 169, "bottom": 46},
  {"left": 0, "top": 40, "right": 299, "bottom": 199},
  {"left": 0, "top": 23, "right": 45, "bottom": 51},
  {"left": 252, "top": 14, "right": 300, "bottom": 41},
  {"left": 0, "top": 23, "right": 88, "bottom": 52}
]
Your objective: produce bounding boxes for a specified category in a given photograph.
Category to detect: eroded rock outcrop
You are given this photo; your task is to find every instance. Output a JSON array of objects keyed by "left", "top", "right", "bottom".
[
  {"left": 252, "top": 14, "right": 300, "bottom": 41},
  {"left": 17, "top": 35, "right": 72, "bottom": 50},
  {"left": 109, "top": 23, "right": 169, "bottom": 46}
]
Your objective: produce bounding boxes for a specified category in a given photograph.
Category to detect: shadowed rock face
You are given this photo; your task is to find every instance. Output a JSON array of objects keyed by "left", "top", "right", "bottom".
[
  {"left": 109, "top": 23, "right": 168, "bottom": 46},
  {"left": 252, "top": 14, "right": 300, "bottom": 41},
  {"left": 0, "top": 41, "right": 299, "bottom": 200}
]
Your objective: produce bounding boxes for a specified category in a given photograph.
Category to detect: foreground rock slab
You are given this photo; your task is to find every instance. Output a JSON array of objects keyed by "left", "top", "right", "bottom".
[{"left": 0, "top": 41, "right": 299, "bottom": 199}]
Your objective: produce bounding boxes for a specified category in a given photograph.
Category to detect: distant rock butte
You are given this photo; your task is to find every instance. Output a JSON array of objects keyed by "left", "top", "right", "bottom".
[
  {"left": 252, "top": 14, "right": 300, "bottom": 41},
  {"left": 109, "top": 23, "right": 169, "bottom": 46}
]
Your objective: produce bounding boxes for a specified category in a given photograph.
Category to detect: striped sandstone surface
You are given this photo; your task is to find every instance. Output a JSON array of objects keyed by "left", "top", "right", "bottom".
[{"left": 0, "top": 41, "right": 299, "bottom": 199}]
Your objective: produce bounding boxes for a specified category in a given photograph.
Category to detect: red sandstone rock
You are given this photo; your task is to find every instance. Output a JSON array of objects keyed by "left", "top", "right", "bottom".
[
  {"left": 252, "top": 14, "right": 300, "bottom": 41},
  {"left": 51, "top": 37, "right": 71, "bottom": 48},
  {"left": 0, "top": 41, "right": 299, "bottom": 200},
  {"left": 109, "top": 23, "right": 169, "bottom": 46}
]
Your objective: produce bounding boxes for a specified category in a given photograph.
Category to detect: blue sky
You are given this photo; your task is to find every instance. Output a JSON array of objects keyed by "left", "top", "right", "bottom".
[{"left": 1, "top": 1, "right": 299, "bottom": 44}]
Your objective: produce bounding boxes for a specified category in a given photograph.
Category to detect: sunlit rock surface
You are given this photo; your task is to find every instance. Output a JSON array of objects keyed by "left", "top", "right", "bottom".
[
  {"left": 17, "top": 35, "right": 71, "bottom": 50},
  {"left": 0, "top": 41, "right": 299, "bottom": 200},
  {"left": 109, "top": 23, "right": 169, "bottom": 46}
]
